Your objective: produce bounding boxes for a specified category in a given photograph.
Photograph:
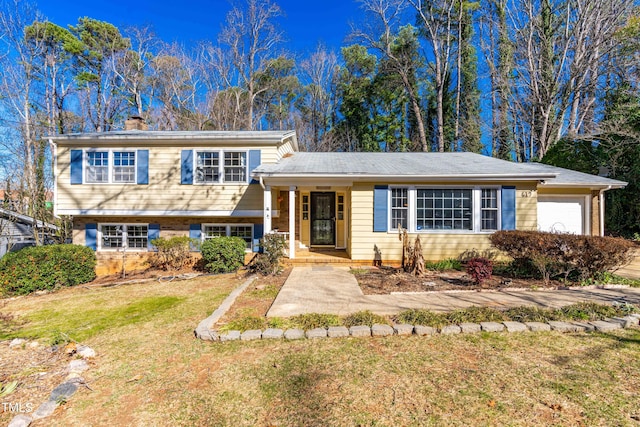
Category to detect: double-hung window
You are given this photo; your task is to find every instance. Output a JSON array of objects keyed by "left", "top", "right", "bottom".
[
  {"left": 196, "top": 152, "right": 220, "bottom": 183},
  {"left": 390, "top": 188, "right": 408, "bottom": 230},
  {"left": 100, "top": 224, "right": 148, "bottom": 250},
  {"left": 113, "top": 152, "right": 136, "bottom": 183},
  {"left": 480, "top": 189, "right": 499, "bottom": 231},
  {"left": 85, "top": 150, "right": 136, "bottom": 184},
  {"left": 86, "top": 151, "right": 109, "bottom": 183},
  {"left": 202, "top": 224, "right": 253, "bottom": 250},
  {"left": 194, "top": 151, "right": 246, "bottom": 184}
]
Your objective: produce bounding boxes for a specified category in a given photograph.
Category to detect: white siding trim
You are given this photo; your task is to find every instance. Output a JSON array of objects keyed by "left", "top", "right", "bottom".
[{"left": 59, "top": 209, "right": 273, "bottom": 217}]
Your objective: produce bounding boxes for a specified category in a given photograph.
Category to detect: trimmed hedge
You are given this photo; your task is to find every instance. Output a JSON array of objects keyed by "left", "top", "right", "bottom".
[
  {"left": 201, "top": 237, "right": 246, "bottom": 273},
  {"left": 0, "top": 244, "right": 96, "bottom": 296},
  {"left": 490, "top": 230, "right": 635, "bottom": 283}
]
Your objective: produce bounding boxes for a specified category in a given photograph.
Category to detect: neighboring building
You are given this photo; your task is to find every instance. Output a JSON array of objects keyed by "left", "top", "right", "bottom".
[
  {"left": 0, "top": 208, "right": 58, "bottom": 258},
  {"left": 49, "top": 128, "right": 626, "bottom": 275}
]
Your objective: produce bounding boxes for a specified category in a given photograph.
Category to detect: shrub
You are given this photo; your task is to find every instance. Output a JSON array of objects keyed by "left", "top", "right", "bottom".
[
  {"left": 490, "top": 230, "right": 635, "bottom": 284},
  {"left": 147, "top": 236, "right": 195, "bottom": 271},
  {"left": 0, "top": 244, "right": 96, "bottom": 296},
  {"left": 200, "top": 237, "right": 246, "bottom": 274},
  {"left": 342, "top": 310, "right": 389, "bottom": 328},
  {"left": 466, "top": 257, "right": 493, "bottom": 285},
  {"left": 250, "top": 232, "right": 287, "bottom": 276}
]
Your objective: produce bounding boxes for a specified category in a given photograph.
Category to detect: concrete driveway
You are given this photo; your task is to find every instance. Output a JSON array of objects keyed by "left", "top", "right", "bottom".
[{"left": 267, "top": 266, "right": 640, "bottom": 317}]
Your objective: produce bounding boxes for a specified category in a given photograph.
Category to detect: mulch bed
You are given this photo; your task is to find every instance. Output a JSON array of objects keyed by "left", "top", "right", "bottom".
[{"left": 353, "top": 267, "right": 563, "bottom": 295}]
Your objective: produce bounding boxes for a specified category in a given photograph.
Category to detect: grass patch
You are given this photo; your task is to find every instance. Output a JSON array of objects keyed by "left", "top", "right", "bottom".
[
  {"left": 503, "top": 306, "right": 558, "bottom": 322},
  {"left": 289, "top": 313, "right": 341, "bottom": 330},
  {"left": 342, "top": 310, "right": 389, "bottom": 328},
  {"left": 394, "top": 309, "right": 447, "bottom": 328},
  {"left": 1, "top": 296, "right": 184, "bottom": 343},
  {"left": 218, "top": 315, "right": 267, "bottom": 332},
  {"left": 425, "top": 258, "right": 463, "bottom": 271},
  {"left": 1, "top": 274, "right": 640, "bottom": 426},
  {"left": 444, "top": 306, "right": 506, "bottom": 324}
]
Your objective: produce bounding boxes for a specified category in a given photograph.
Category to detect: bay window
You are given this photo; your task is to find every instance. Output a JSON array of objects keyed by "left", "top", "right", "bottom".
[{"left": 389, "top": 186, "right": 501, "bottom": 233}]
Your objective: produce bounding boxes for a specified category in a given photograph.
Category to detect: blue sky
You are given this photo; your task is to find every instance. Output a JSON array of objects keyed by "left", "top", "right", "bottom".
[{"left": 37, "top": 0, "right": 364, "bottom": 54}]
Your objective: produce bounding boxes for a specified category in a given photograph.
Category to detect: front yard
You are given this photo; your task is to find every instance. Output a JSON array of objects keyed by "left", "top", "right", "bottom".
[{"left": 1, "top": 272, "right": 640, "bottom": 426}]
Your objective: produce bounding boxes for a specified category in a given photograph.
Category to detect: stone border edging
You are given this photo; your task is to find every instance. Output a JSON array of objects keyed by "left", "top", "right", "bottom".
[
  {"left": 7, "top": 343, "right": 96, "bottom": 427},
  {"left": 198, "top": 313, "right": 640, "bottom": 343},
  {"left": 194, "top": 276, "right": 256, "bottom": 341}
]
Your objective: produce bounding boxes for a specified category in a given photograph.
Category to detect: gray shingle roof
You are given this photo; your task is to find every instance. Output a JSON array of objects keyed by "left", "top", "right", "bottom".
[{"left": 254, "top": 152, "right": 626, "bottom": 188}]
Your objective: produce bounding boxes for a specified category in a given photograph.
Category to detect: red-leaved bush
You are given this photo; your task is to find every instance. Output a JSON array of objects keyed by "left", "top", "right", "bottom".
[
  {"left": 490, "top": 230, "right": 634, "bottom": 284},
  {"left": 466, "top": 257, "right": 494, "bottom": 286}
]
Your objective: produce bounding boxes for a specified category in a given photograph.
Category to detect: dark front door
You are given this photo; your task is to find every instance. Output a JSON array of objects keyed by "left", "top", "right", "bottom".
[{"left": 311, "top": 192, "right": 336, "bottom": 246}]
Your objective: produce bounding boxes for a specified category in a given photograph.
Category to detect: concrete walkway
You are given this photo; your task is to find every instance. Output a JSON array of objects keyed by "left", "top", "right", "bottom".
[{"left": 267, "top": 266, "right": 640, "bottom": 317}]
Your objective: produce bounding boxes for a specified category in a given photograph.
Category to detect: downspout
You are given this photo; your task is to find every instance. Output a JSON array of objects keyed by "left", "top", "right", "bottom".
[{"left": 48, "top": 139, "right": 60, "bottom": 219}]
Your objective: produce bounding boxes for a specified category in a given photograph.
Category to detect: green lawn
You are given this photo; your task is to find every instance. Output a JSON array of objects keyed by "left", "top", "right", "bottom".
[{"left": 1, "top": 274, "right": 639, "bottom": 426}]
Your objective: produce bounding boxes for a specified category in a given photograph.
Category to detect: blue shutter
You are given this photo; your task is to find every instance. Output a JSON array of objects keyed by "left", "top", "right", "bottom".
[
  {"left": 137, "top": 150, "right": 149, "bottom": 184},
  {"left": 373, "top": 185, "right": 388, "bottom": 232},
  {"left": 501, "top": 186, "right": 516, "bottom": 230},
  {"left": 85, "top": 223, "right": 97, "bottom": 250},
  {"left": 148, "top": 223, "right": 160, "bottom": 251},
  {"left": 181, "top": 150, "right": 193, "bottom": 185},
  {"left": 70, "top": 150, "right": 83, "bottom": 184},
  {"left": 248, "top": 150, "right": 261, "bottom": 184},
  {"left": 252, "top": 223, "right": 264, "bottom": 252},
  {"left": 189, "top": 223, "right": 201, "bottom": 251}
]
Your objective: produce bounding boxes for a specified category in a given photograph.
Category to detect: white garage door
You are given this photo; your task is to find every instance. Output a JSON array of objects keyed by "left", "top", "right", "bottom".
[{"left": 537, "top": 197, "right": 586, "bottom": 235}]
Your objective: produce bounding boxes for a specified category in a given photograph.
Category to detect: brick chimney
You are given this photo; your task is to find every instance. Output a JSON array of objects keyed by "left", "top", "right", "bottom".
[{"left": 124, "top": 116, "right": 148, "bottom": 131}]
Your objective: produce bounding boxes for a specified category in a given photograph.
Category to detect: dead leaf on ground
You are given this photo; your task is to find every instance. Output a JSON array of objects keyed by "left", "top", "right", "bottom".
[{"left": 126, "top": 374, "right": 144, "bottom": 383}]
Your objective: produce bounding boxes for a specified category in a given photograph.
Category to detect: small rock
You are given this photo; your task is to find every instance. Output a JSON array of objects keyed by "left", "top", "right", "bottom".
[
  {"left": 9, "top": 338, "right": 26, "bottom": 349},
  {"left": 68, "top": 359, "right": 89, "bottom": 373},
  {"left": 525, "top": 322, "right": 551, "bottom": 332},
  {"left": 480, "top": 322, "right": 505, "bottom": 332},
  {"left": 393, "top": 324, "right": 414, "bottom": 336},
  {"left": 459, "top": 323, "right": 481, "bottom": 334},
  {"left": 503, "top": 321, "right": 528, "bottom": 333},
  {"left": 261, "top": 328, "right": 284, "bottom": 339},
  {"left": 195, "top": 328, "right": 219, "bottom": 341},
  {"left": 76, "top": 345, "right": 96, "bottom": 359},
  {"left": 440, "top": 325, "right": 461, "bottom": 335},
  {"left": 27, "top": 341, "right": 40, "bottom": 349},
  {"left": 219, "top": 330, "right": 241, "bottom": 342},
  {"left": 284, "top": 329, "right": 305, "bottom": 340},
  {"left": 241, "top": 329, "right": 262, "bottom": 341},
  {"left": 63, "top": 342, "right": 77, "bottom": 355},
  {"left": 8, "top": 414, "right": 32, "bottom": 427},
  {"left": 305, "top": 328, "right": 327, "bottom": 339},
  {"left": 547, "top": 321, "right": 579, "bottom": 332},
  {"left": 32, "top": 400, "right": 58, "bottom": 420},
  {"left": 349, "top": 325, "right": 371, "bottom": 337},
  {"left": 327, "top": 326, "right": 349, "bottom": 338},
  {"left": 49, "top": 382, "right": 78, "bottom": 402},
  {"left": 608, "top": 317, "right": 633, "bottom": 328},
  {"left": 589, "top": 320, "right": 621, "bottom": 332},
  {"left": 414, "top": 325, "right": 436, "bottom": 336},
  {"left": 570, "top": 321, "right": 595, "bottom": 332},
  {"left": 372, "top": 324, "right": 394, "bottom": 337},
  {"left": 624, "top": 314, "right": 640, "bottom": 326}
]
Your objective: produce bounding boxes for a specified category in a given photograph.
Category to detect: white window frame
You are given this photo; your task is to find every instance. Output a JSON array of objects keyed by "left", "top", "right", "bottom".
[
  {"left": 388, "top": 186, "right": 501, "bottom": 234},
  {"left": 84, "top": 149, "right": 137, "bottom": 184},
  {"left": 193, "top": 150, "right": 248, "bottom": 185},
  {"left": 98, "top": 223, "right": 148, "bottom": 251},
  {"left": 202, "top": 223, "right": 254, "bottom": 251}
]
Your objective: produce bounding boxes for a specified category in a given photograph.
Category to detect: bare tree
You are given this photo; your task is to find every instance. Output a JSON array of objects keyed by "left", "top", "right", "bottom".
[
  {"left": 407, "top": 0, "right": 457, "bottom": 152},
  {"left": 511, "top": 0, "right": 633, "bottom": 159},
  {"left": 218, "top": 0, "right": 285, "bottom": 130}
]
